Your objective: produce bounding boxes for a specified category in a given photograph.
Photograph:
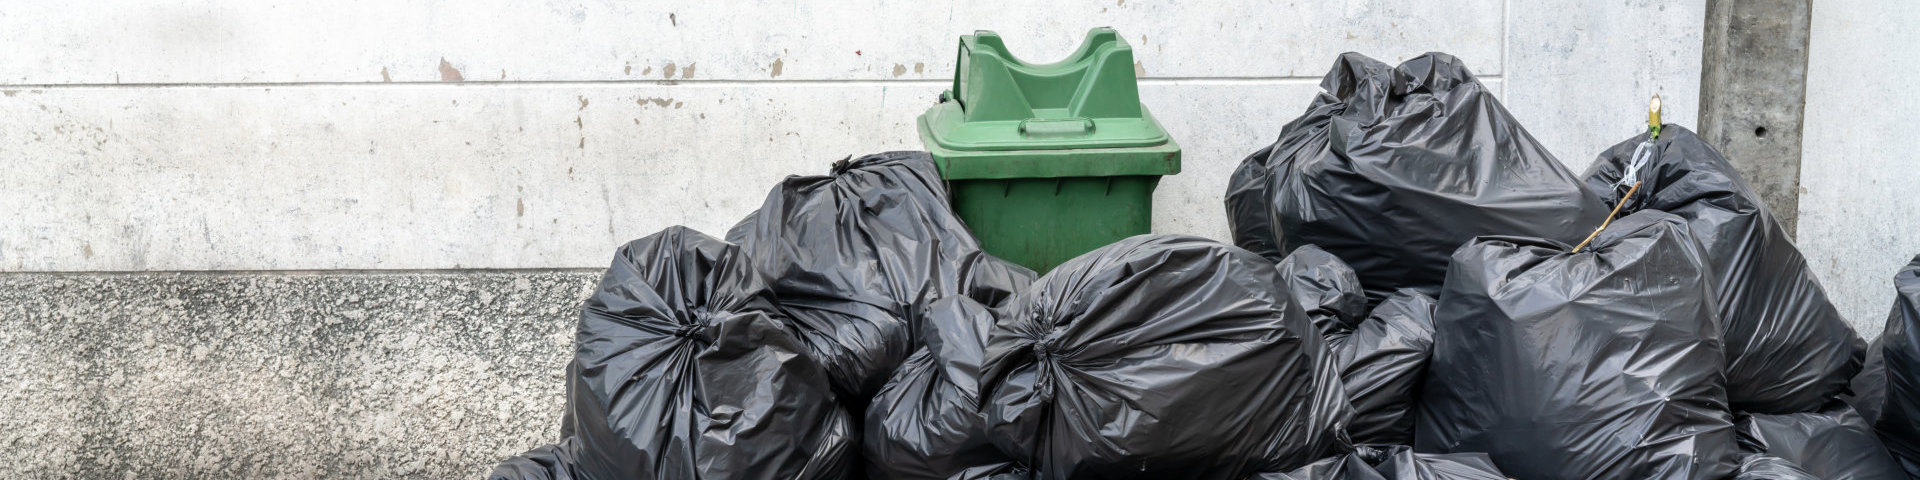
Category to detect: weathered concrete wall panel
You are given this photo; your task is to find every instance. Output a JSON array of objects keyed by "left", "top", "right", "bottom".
[
  {"left": 1503, "top": 0, "right": 1706, "bottom": 166},
  {"left": 1798, "top": 0, "right": 1920, "bottom": 334},
  {"left": 0, "top": 0, "right": 1501, "bottom": 84},
  {"left": 1699, "top": 0, "right": 1811, "bottom": 237},
  {"left": 4, "top": 79, "right": 1439, "bottom": 271},
  {"left": 0, "top": 271, "right": 595, "bottom": 479}
]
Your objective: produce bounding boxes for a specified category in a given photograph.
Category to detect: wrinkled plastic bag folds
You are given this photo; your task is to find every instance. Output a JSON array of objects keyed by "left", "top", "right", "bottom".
[
  {"left": 1276, "top": 245, "right": 1434, "bottom": 446},
  {"left": 490, "top": 226, "right": 854, "bottom": 480},
  {"left": 864, "top": 296, "right": 1022, "bottom": 480},
  {"left": 1583, "top": 125, "right": 1863, "bottom": 414},
  {"left": 979, "top": 235, "right": 1351, "bottom": 480},
  {"left": 1252, "top": 446, "right": 1507, "bottom": 480},
  {"left": 1416, "top": 211, "right": 1735, "bottom": 480},
  {"left": 728, "top": 151, "right": 1035, "bottom": 404},
  {"left": 1858, "top": 255, "right": 1920, "bottom": 478},
  {"left": 1734, "top": 405, "right": 1904, "bottom": 479},
  {"left": 1330, "top": 290, "right": 1435, "bottom": 446},
  {"left": 1225, "top": 52, "right": 1606, "bottom": 305}
]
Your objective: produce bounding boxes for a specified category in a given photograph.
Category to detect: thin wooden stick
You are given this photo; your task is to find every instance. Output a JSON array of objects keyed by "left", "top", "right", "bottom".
[{"left": 1571, "top": 181, "right": 1643, "bottom": 253}]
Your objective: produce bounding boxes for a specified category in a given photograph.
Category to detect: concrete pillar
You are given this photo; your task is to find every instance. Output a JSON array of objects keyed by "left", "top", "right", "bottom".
[{"left": 1698, "top": 0, "right": 1812, "bottom": 237}]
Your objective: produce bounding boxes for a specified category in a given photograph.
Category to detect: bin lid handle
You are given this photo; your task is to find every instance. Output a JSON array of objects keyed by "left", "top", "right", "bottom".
[{"left": 1018, "top": 117, "right": 1095, "bottom": 137}]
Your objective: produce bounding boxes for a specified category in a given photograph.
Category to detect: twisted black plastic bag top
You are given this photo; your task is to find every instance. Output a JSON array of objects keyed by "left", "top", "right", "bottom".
[
  {"left": 1328, "top": 290, "right": 1436, "bottom": 446},
  {"left": 1870, "top": 256, "right": 1920, "bottom": 478},
  {"left": 1252, "top": 446, "right": 1507, "bottom": 480},
  {"left": 1583, "top": 126, "right": 1864, "bottom": 414},
  {"left": 1732, "top": 455, "right": 1819, "bottom": 480},
  {"left": 1415, "top": 211, "right": 1736, "bottom": 480},
  {"left": 489, "top": 227, "right": 854, "bottom": 480},
  {"left": 1277, "top": 245, "right": 1369, "bottom": 337},
  {"left": 979, "top": 235, "right": 1351, "bottom": 480},
  {"left": 1734, "top": 405, "right": 1904, "bottom": 479},
  {"left": 865, "top": 295, "right": 1029, "bottom": 480},
  {"left": 1225, "top": 52, "right": 1607, "bottom": 305},
  {"left": 728, "top": 151, "right": 1026, "bottom": 402}
]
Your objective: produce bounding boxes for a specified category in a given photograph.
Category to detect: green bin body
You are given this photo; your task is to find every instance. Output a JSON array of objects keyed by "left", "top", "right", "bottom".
[{"left": 918, "top": 28, "right": 1181, "bottom": 273}]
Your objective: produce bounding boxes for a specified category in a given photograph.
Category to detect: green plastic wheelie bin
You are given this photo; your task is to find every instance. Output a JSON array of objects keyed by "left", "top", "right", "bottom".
[{"left": 918, "top": 27, "right": 1181, "bottom": 273}]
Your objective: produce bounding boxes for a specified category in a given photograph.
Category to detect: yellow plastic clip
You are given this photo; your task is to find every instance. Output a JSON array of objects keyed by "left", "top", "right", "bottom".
[{"left": 1648, "top": 94, "right": 1663, "bottom": 140}]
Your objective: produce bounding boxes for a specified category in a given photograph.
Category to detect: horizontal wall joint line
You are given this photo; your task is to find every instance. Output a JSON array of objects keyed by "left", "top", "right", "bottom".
[{"left": 0, "top": 74, "right": 1496, "bottom": 90}]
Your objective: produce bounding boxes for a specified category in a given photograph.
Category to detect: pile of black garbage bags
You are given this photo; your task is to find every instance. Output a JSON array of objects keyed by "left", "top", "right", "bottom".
[{"left": 491, "top": 52, "right": 1920, "bottom": 480}]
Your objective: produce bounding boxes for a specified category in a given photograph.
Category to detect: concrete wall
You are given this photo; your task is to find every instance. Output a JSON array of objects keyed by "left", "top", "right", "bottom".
[
  {"left": 0, "top": 271, "right": 593, "bottom": 478},
  {"left": 1799, "top": 0, "right": 1920, "bottom": 335},
  {"left": 0, "top": 1, "right": 1779, "bottom": 478},
  {"left": 1, "top": 0, "right": 1704, "bottom": 273}
]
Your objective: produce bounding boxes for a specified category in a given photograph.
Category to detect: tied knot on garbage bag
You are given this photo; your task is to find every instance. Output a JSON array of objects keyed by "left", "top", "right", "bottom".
[
  {"left": 829, "top": 155, "right": 855, "bottom": 175},
  {"left": 1027, "top": 338, "right": 1057, "bottom": 363},
  {"left": 670, "top": 322, "right": 713, "bottom": 344}
]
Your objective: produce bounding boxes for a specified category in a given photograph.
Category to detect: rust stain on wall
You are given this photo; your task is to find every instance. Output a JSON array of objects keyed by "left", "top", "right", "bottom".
[{"left": 438, "top": 58, "right": 465, "bottom": 82}]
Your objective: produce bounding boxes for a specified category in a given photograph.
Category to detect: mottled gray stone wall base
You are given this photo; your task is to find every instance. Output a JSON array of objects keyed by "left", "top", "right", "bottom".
[
  {"left": 0, "top": 270, "right": 600, "bottom": 479},
  {"left": 1700, "top": 0, "right": 1811, "bottom": 237}
]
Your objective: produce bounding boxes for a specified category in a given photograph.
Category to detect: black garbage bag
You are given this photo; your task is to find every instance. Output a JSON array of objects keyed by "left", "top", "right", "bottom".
[
  {"left": 1255, "top": 454, "right": 1382, "bottom": 480},
  {"left": 1277, "top": 244, "right": 1369, "bottom": 337},
  {"left": 490, "top": 443, "right": 580, "bottom": 480},
  {"left": 1849, "top": 339, "right": 1890, "bottom": 425},
  {"left": 728, "top": 151, "right": 1027, "bottom": 403},
  {"left": 1329, "top": 290, "right": 1435, "bottom": 446},
  {"left": 1583, "top": 125, "right": 1864, "bottom": 414},
  {"left": 1224, "top": 52, "right": 1607, "bottom": 305},
  {"left": 1415, "top": 210, "right": 1736, "bottom": 479},
  {"left": 1734, "top": 405, "right": 1904, "bottom": 479},
  {"left": 490, "top": 226, "right": 855, "bottom": 480},
  {"left": 1867, "top": 255, "right": 1920, "bottom": 477},
  {"left": 865, "top": 295, "right": 1024, "bottom": 480},
  {"left": 979, "top": 235, "right": 1351, "bottom": 479},
  {"left": 1732, "top": 454, "right": 1820, "bottom": 480},
  {"left": 1251, "top": 446, "right": 1507, "bottom": 480}
]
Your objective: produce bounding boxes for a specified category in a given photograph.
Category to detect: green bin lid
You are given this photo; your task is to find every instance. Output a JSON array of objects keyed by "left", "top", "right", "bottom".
[{"left": 918, "top": 28, "right": 1180, "bottom": 180}]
